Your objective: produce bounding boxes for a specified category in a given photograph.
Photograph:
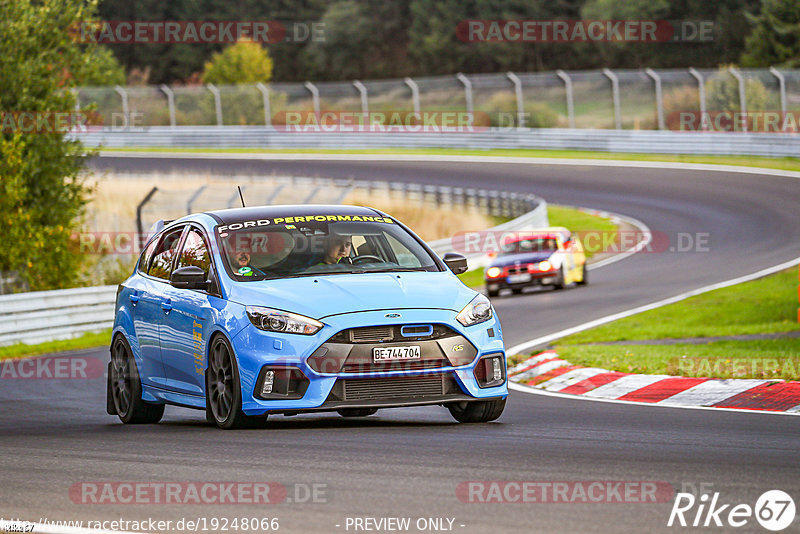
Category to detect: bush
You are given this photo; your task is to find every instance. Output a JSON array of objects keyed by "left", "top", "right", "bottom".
[
  {"left": 484, "top": 92, "right": 558, "bottom": 128},
  {"left": 202, "top": 41, "right": 273, "bottom": 85}
]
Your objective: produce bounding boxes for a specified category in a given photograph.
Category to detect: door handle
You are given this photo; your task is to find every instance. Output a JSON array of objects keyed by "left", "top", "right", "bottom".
[
  {"left": 161, "top": 299, "right": 172, "bottom": 313},
  {"left": 129, "top": 292, "right": 140, "bottom": 305}
]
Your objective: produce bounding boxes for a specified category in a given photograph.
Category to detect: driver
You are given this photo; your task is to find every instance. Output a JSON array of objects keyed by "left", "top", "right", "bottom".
[
  {"left": 234, "top": 250, "right": 265, "bottom": 276},
  {"left": 320, "top": 233, "right": 353, "bottom": 265}
]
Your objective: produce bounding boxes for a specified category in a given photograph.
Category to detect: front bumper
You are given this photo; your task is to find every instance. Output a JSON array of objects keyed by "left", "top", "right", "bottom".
[
  {"left": 486, "top": 271, "right": 558, "bottom": 292},
  {"left": 231, "top": 308, "right": 507, "bottom": 415}
]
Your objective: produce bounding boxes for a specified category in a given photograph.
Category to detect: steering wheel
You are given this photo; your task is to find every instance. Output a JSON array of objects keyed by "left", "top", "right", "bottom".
[{"left": 352, "top": 255, "right": 384, "bottom": 264}]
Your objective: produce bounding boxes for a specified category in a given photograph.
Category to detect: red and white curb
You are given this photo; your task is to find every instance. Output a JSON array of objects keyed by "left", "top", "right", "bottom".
[{"left": 509, "top": 351, "right": 800, "bottom": 414}]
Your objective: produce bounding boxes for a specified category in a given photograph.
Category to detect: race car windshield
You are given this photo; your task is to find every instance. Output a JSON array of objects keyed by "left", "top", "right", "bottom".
[
  {"left": 215, "top": 216, "right": 440, "bottom": 281},
  {"left": 500, "top": 237, "right": 558, "bottom": 255}
]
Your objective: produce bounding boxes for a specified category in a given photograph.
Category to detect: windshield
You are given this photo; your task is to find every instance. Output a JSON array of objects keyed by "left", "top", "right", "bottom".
[
  {"left": 215, "top": 214, "right": 440, "bottom": 281},
  {"left": 500, "top": 237, "right": 559, "bottom": 256}
]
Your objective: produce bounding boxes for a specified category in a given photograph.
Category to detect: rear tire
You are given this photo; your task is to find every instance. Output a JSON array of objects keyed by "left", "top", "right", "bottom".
[
  {"left": 577, "top": 263, "right": 588, "bottom": 285},
  {"left": 109, "top": 336, "right": 165, "bottom": 424},
  {"left": 447, "top": 398, "right": 506, "bottom": 423},
  {"left": 337, "top": 408, "right": 378, "bottom": 417}
]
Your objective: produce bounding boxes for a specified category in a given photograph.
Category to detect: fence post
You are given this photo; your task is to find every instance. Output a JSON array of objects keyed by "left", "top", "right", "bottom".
[
  {"left": 505, "top": 71, "right": 525, "bottom": 128},
  {"left": 71, "top": 88, "right": 80, "bottom": 112},
  {"left": 555, "top": 70, "right": 575, "bottom": 129},
  {"left": 206, "top": 84, "right": 223, "bottom": 126},
  {"left": 304, "top": 81, "right": 320, "bottom": 116},
  {"left": 728, "top": 67, "right": 747, "bottom": 133},
  {"left": 256, "top": 82, "right": 271, "bottom": 126},
  {"left": 353, "top": 80, "right": 369, "bottom": 115},
  {"left": 456, "top": 73, "right": 474, "bottom": 117},
  {"left": 160, "top": 84, "right": 176, "bottom": 128},
  {"left": 769, "top": 67, "right": 787, "bottom": 132},
  {"left": 688, "top": 68, "right": 707, "bottom": 131},
  {"left": 602, "top": 68, "right": 622, "bottom": 130},
  {"left": 114, "top": 85, "right": 129, "bottom": 128},
  {"left": 645, "top": 68, "right": 665, "bottom": 130},
  {"left": 136, "top": 187, "right": 159, "bottom": 249},
  {"left": 186, "top": 185, "right": 207, "bottom": 214},
  {"left": 404, "top": 77, "right": 420, "bottom": 115}
]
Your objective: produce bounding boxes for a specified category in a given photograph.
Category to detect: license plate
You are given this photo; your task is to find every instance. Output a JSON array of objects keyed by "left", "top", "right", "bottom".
[
  {"left": 373, "top": 345, "right": 421, "bottom": 362},
  {"left": 507, "top": 273, "right": 532, "bottom": 284}
]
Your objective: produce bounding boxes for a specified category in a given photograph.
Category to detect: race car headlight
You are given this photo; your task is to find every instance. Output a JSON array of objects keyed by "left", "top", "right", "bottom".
[
  {"left": 485, "top": 267, "right": 503, "bottom": 279},
  {"left": 456, "top": 294, "right": 493, "bottom": 327},
  {"left": 538, "top": 260, "right": 553, "bottom": 271},
  {"left": 246, "top": 306, "right": 323, "bottom": 335}
]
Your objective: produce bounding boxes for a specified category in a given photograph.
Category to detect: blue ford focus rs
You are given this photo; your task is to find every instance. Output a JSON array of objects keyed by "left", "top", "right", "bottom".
[{"left": 108, "top": 205, "right": 507, "bottom": 429}]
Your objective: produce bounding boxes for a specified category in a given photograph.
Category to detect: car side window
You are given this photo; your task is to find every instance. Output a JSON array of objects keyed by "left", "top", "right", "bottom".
[
  {"left": 137, "top": 236, "right": 159, "bottom": 274},
  {"left": 177, "top": 229, "right": 211, "bottom": 277},
  {"left": 148, "top": 227, "right": 184, "bottom": 280}
]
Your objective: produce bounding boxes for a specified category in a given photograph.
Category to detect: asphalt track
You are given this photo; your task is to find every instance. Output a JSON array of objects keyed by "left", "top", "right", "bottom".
[{"left": 1, "top": 154, "right": 799, "bottom": 533}]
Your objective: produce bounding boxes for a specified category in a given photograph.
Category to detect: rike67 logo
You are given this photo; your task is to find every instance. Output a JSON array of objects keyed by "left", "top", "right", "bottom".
[{"left": 668, "top": 490, "right": 796, "bottom": 531}]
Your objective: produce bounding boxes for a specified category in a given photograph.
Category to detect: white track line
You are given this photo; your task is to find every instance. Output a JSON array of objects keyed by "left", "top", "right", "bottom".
[
  {"left": 536, "top": 368, "right": 608, "bottom": 392},
  {"left": 657, "top": 379, "right": 771, "bottom": 407},
  {"left": 99, "top": 151, "right": 800, "bottom": 182},
  {"left": 582, "top": 374, "right": 672, "bottom": 399}
]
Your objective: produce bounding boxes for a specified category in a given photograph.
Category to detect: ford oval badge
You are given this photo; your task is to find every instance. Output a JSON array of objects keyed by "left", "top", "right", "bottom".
[{"left": 385, "top": 313, "right": 401, "bottom": 318}]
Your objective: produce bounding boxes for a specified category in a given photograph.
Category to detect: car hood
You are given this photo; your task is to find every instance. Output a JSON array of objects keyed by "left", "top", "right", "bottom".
[
  {"left": 489, "top": 252, "right": 554, "bottom": 268},
  {"left": 225, "top": 271, "right": 477, "bottom": 320}
]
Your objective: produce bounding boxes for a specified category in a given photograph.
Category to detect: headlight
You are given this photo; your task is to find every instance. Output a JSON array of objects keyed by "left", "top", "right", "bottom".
[
  {"left": 246, "top": 306, "right": 323, "bottom": 335},
  {"left": 485, "top": 267, "right": 502, "bottom": 279},
  {"left": 538, "top": 260, "right": 553, "bottom": 271},
  {"left": 456, "top": 294, "right": 493, "bottom": 327}
]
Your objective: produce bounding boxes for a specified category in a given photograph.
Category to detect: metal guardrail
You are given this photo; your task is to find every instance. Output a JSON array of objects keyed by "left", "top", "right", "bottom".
[
  {"left": 0, "top": 285, "right": 117, "bottom": 346},
  {"left": 0, "top": 198, "right": 547, "bottom": 347},
  {"left": 76, "top": 127, "right": 800, "bottom": 157}
]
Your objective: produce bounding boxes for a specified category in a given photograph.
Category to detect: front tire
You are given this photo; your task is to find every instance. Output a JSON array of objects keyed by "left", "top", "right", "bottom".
[
  {"left": 553, "top": 266, "right": 566, "bottom": 290},
  {"left": 206, "top": 336, "right": 264, "bottom": 429},
  {"left": 447, "top": 398, "right": 506, "bottom": 423},
  {"left": 109, "top": 336, "right": 165, "bottom": 424}
]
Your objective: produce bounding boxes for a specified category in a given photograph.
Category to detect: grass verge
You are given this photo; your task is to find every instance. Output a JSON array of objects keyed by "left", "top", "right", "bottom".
[
  {"left": 102, "top": 147, "right": 800, "bottom": 173},
  {"left": 554, "top": 268, "right": 800, "bottom": 380},
  {"left": 0, "top": 329, "right": 111, "bottom": 361}
]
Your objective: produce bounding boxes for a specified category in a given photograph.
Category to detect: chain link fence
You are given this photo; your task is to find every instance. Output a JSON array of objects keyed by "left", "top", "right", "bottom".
[{"left": 77, "top": 67, "right": 800, "bottom": 132}]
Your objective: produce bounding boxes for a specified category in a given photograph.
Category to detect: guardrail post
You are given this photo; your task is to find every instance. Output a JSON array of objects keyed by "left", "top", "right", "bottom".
[
  {"left": 227, "top": 185, "right": 245, "bottom": 208},
  {"left": 404, "top": 77, "right": 420, "bottom": 115},
  {"left": 688, "top": 68, "right": 707, "bottom": 131},
  {"left": 645, "top": 68, "right": 665, "bottom": 130},
  {"left": 728, "top": 67, "right": 747, "bottom": 133},
  {"left": 71, "top": 88, "right": 80, "bottom": 112},
  {"left": 456, "top": 73, "right": 474, "bottom": 117},
  {"left": 603, "top": 68, "right": 622, "bottom": 130},
  {"left": 770, "top": 67, "right": 787, "bottom": 132},
  {"left": 506, "top": 71, "right": 526, "bottom": 128},
  {"left": 304, "top": 81, "right": 320, "bottom": 116},
  {"left": 256, "top": 82, "right": 271, "bottom": 126},
  {"left": 353, "top": 80, "right": 369, "bottom": 115},
  {"left": 206, "top": 84, "right": 223, "bottom": 126},
  {"left": 114, "top": 85, "right": 129, "bottom": 128},
  {"left": 555, "top": 70, "right": 575, "bottom": 129},
  {"left": 136, "top": 187, "right": 159, "bottom": 249},
  {"left": 159, "top": 84, "right": 177, "bottom": 128}
]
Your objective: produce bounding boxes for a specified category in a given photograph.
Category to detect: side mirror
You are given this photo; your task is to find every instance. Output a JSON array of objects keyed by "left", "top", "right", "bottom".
[
  {"left": 170, "top": 265, "right": 211, "bottom": 290},
  {"left": 443, "top": 252, "right": 468, "bottom": 275}
]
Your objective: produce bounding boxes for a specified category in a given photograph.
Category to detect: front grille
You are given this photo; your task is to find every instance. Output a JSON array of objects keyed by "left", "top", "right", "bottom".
[
  {"left": 341, "top": 375, "right": 445, "bottom": 401},
  {"left": 341, "top": 359, "right": 448, "bottom": 373},
  {"left": 350, "top": 325, "right": 394, "bottom": 343},
  {"left": 506, "top": 266, "right": 528, "bottom": 275},
  {"left": 331, "top": 324, "right": 457, "bottom": 344}
]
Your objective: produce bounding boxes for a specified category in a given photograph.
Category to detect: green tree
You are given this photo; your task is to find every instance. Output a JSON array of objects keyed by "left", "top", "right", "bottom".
[
  {"left": 741, "top": 0, "right": 800, "bottom": 67},
  {"left": 202, "top": 40, "right": 273, "bottom": 85},
  {"left": 0, "top": 0, "right": 116, "bottom": 291}
]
